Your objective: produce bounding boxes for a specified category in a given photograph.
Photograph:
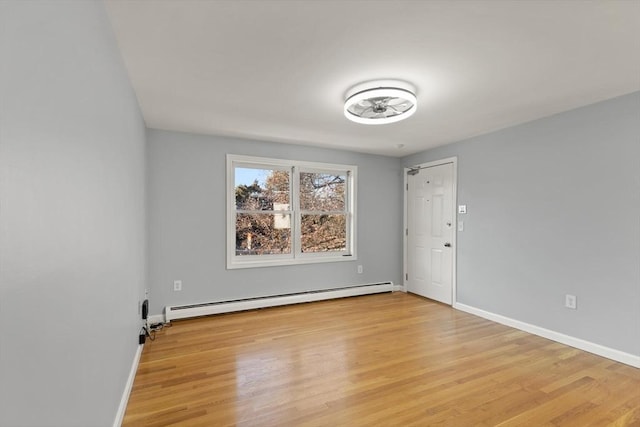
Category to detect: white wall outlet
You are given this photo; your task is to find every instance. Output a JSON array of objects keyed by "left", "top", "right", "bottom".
[
  {"left": 565, "top": 294, "right": 577, "bottom": 309},
  {"left": 458, "top": 205, "right": 467, "bottom": 214},
  {"left": 458, "top": 221, "right": 464, "bottom": 231},
  {"left": 173, "top": 280, "right": 182, "bottom": 291},
  {"left": 357, "top": 265, "right": 363, "bottom": 274}
]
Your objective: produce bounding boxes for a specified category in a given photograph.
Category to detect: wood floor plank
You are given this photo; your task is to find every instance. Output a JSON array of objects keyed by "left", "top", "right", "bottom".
[{"left": 123, "top": 292, "right": 640, "bottom": 426}]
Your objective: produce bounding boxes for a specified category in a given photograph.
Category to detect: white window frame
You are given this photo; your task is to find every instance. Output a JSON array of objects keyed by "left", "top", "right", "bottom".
[{"left": 227, "top": 154, "right": 357, "bottom": 269}]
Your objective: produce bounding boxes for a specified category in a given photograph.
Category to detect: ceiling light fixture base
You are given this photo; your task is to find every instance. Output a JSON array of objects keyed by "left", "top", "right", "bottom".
[{"left": 344, "top": 80, "right": 417, "bottom": 125}]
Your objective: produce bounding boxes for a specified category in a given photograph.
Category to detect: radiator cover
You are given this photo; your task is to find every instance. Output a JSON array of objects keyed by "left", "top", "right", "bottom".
[{"left": 165, "top": 282, "right": 394, "bottom": 322}]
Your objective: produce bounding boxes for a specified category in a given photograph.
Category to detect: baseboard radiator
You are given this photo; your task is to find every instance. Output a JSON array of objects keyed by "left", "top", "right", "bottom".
[{"left": 165, "top": 282, "right": 394, "bottom": 322}]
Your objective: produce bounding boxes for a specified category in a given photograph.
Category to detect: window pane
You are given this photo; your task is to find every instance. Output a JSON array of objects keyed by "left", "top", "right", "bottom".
[
  {"left": 235, "top": 168, "right": 290, "bottom": 210},
  {"left": 301, "top": 214, "right": 346, "bottom": 253},
  {"left": 299, "top": 172, "right": 345, "bottom": 211},
  {"left": 236, "top": 213, "right": 291, "bottom": 255}
]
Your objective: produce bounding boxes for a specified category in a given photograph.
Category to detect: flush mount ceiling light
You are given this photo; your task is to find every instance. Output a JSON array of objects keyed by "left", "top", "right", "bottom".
[{"left": 344, "top": 82, "right": 417, "bottom": 125}]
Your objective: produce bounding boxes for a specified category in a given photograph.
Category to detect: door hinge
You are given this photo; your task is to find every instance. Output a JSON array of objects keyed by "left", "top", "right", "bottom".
[
  {"left": 405, "top": 273, "right": 408, "bottom": 281},
  {"left": 406, "top": 183, "right": 408, "bottom": 191},
  {"left": 405, "top": 228, "right": 408, "bottom": 236}
]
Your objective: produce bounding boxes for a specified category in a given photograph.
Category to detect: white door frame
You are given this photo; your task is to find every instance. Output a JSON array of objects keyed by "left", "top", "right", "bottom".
[{"left": 403, "top": 156, "right": 458, "bottom": 305}]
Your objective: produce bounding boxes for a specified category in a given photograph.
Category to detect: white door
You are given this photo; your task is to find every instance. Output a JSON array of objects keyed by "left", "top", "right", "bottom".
[{"left": 406, "top": 162, "right": 454, "bottom": 304}]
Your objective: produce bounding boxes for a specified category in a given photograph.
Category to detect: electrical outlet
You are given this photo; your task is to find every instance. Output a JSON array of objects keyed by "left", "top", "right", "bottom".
[
  {"left": 357, "top": 265, "right": 363, "bottom": 274},
  {"left": 565, "top": 294, "right": 577, "bottom": 309},
  {"left": 173, "top": 280, "right": 182, "bottom": 291}
]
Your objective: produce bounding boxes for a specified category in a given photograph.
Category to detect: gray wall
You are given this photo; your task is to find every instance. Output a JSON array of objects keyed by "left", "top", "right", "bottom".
[
  {"left": 0, "top": 2, "right": 146, "bottom": 426},
  {"left": 147, "top": 129, "right": 403, "bottom": 314},
  {"left": 403, "top": 92, "right": 640, "bottom": 356}
]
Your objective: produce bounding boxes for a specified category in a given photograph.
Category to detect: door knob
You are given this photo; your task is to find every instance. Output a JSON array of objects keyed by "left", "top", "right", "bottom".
[{"left": 444, "top": 243, "right": 451, "bottom": 247}]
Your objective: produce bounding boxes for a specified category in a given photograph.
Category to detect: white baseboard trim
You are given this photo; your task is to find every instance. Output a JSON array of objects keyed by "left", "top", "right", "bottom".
[
  {"left": 113, "top": 343, "right": 143, "bottom": 427},
  {"left": 151, "top": 286, "right": 406, "bottom": 323},
  {"left": 454, "top": 302, "right": 640, "bottom": 369},
  {"left": 150, "top": 284, "right": 401, "bottom": 324},
  {"left": 164, "top": 282, "right": 394, "bottom": 322}
]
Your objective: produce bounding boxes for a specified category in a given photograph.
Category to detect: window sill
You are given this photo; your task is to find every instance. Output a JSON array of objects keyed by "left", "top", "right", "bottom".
[{"left": 227, "top": 253, "right": 357, "bottom": 269}]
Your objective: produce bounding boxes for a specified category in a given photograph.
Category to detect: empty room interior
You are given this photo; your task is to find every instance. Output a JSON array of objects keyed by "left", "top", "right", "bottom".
[{"left": 1, "top": 1, "right": 640, "bottom": 426}]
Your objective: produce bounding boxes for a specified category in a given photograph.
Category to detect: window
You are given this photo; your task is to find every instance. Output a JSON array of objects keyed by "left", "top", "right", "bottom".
[{"left": 227, "top": 155, "right": 356, "bottom": 268}]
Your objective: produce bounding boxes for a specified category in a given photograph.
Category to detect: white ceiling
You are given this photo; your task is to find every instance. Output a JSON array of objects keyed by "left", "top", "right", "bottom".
[{"left": 105, "top": 0, "right": 640, "bottom": 157}]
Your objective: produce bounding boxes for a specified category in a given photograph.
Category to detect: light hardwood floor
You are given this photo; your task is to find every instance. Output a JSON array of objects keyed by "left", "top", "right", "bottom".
[{"left": 124, "top": 292, "right": 640, "bottom": 426}]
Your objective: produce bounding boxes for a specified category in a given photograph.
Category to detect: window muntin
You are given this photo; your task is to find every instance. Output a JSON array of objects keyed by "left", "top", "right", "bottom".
[{"left": 228, "top": 155, "right": 356, "bottom": 268}]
